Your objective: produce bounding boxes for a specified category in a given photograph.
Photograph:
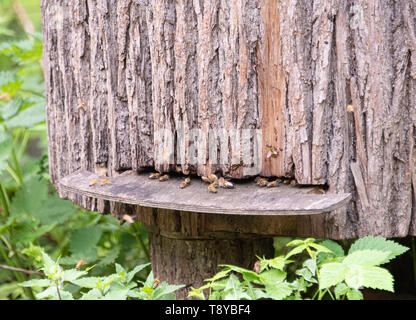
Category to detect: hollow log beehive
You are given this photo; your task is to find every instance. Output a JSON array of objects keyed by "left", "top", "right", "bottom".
[{"left": 41, "top": 0, "right": 415, "bottom": 267}]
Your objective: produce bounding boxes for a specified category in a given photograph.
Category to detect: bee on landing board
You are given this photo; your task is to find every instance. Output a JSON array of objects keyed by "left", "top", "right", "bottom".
[
  {"left": 255, "top": 177, "right": 268, "bottom": 187},
  {"left": 159, "top": 174, "right": 169, "bottom": 182},
  {"left": 179, "top": 177, "right": 191, "bottom": 189},
  {"left": 208, "top": 183, "right": 217, "bottom": 194},
  {"left": 149, "top": 172, "right": 161, "bottom": 179}
]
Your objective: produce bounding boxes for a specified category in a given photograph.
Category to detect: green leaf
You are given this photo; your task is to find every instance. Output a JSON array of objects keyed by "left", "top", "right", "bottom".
[
  {"left": 285, "top": 244, "right": 307, "bottom": 259},
  {"left": 126, "top": 263, "right": 151, "bottom": 283},
  {"left": 344, "top": 265, "right": 394, "bottom": 292},
  {"left": 98, "top": 246, "right": 120, "bottom": 267},
  {"left": 334, "top": 283, "right": 349, "bottom": 299},
  {"left": 41, "top": 252, "right": 61, "bottom": 277},
  {"left": 70, "top": 277, "right": 101, "bottom": 289},
  {"left": 5, "top": 101, "right": 45, "bottom": 128},
  {"left": 343, "top": 250, "right": 391, "bottom": 267},
  {"left": 319, "top": 263, "right": 347, "bottom": 289},
  {"left": 63, "top": 269, "right": 88, "bottom": 282},
  {"left": 19, "top": 279, "right": 50, "bottom": 288},
  {"left": 347, "top": 289, "right": 364, "bottom": 300},
  {"left": 33, "top": 194, "right": 76, "bottom": 225},
  {"left": 70, "top": 225, "right": 102, "bottom": 259},
  {"left": 349, "top": 236, "right": 409, "bottom": 264},
  {"left": 260, "top": 269, "right": 287, "bottom": 285},
  {"left": 296, "top": 267, "right": 317, "bottom": 284},
  {"left": 264, "top": 282, "right": 294, "bottom": 300},
  {"left": 9, "top": 177, "right": 48, "bottom": 216},
  {"left": 320, "top": 240, "right": 345, "bottom": 257},
  {"left": 152, "top": 283, "right": 186, "bottom": 300}
]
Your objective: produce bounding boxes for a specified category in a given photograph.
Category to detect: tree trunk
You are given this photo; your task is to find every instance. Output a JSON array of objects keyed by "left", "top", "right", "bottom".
[{"left": 41, "top": 0, "right": 416, "bottom": 239}]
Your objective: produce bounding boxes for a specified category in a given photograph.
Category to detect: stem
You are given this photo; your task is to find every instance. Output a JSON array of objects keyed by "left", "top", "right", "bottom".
[
  {"left": 56, "top": 284, "right": 62, "bottom": 300},
  {"left": 18, "top": 130, "right": 30, "bottom": 159},
  {"left": 131, "top": 224, "right": 150, "bottom": 262},
  {"left": 0, "top": 182, "right": 10, "bottom": 217},
  {"left": 10, "top": 147, "right": 23, "bottom": 185},
  {"left": 0, "top": 264, "right": 43, "bottom": 276}
]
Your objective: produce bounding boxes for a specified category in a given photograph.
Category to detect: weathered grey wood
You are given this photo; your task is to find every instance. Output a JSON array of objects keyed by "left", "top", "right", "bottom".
[
  {"left": 60, "top": 170, "right": 351, "bottom": 216},
  {"left": 41, "top": 0, "right": 416, "bottom": 238}
]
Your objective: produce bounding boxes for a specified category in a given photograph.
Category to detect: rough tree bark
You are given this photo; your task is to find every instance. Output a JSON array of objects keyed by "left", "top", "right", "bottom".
[{"left": 41, "top": 1, "right": 415, "bottom": 241}]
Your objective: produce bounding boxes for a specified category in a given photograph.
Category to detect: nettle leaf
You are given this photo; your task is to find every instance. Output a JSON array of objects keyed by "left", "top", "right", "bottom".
[
  {"left": 334, "top": 283, "right": 349, "bottom": 299},
  {"left": 296, "top": 267, "right": 317, "bottom": 284},
  {"left": 344, "top": 265, "right": 394, "bottom": 292},
  {"left": 126, "top": 263, "right": 150, "bottom": 283},
  {"left": 261, "top": 256, "right": 287, "bottom": 271},
  {"left": 0, "top": 71, "right": 22, "bottom": 95},
  {"left": 98, "top": 246, "right": 121, "bottom": 267},
  {"left": 264, "top": 282, "right": 294, "bottom": 300},
  {"left": 260, "top": 269, "right": 287, "bottom": 285},
  {"left": 320, "top": 240, "right": 345, "bottom": 257},
  {"left": 42, "top": 253, "right": 61, "bottom": 277},
  {"left": 347, "top": 289, "right": 364, "bottom": 300},
  {"left": 10, "top": 177, "right": 48, "bottom": 216},
  {"left": 63, "top": 269, "right": 88, "bottom": 282},
  {"left": 70, "top": 225, "right": 102, "bottom": 260},
  {"left": 19, "top": 279, "right": 50, "bottom": 288},
  {"left": 285, "top": 244, "right": 307, "bottom": 259},
  {"left": 319, "top": 263, "right": 347, "bottom": 289},
  {"left": 349, "top": 236, "right": 409, "bottom": 264},
  {"left": 343, "top": 250, "right": 391, "bottom": 267},
  {"left": 33, "top": 194, "right": 76, "bottom": 225},
  {"left": 153, "top": 283, "right": 186, "bottom": 300},
  {"left": 5, "top": 101, "right": 46, "bottom": 128},
  {"left": 70, "top": 277, "right": 101, "bottom": 289},
  {"left": 0, "top": 98, "right": 24, "bottom": 120}
]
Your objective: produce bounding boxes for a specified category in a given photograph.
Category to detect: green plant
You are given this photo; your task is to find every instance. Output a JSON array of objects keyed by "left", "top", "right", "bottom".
[
  {"left": 0, "top": 8, "right": 151, "bottom": 299},
  {"left": 19, "top": 251, "right": 184, "bottom": 300},
  {"left": 189, "top": 237, "right": 409, "bottom": 300}
]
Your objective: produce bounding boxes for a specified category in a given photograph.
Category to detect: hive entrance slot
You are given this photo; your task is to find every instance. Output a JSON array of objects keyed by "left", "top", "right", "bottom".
[{"left": 59, "top": 170, "right": 351, "bottom": 216}]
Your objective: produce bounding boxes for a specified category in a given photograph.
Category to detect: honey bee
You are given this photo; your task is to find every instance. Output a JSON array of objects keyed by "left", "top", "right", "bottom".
[
  {"left": 179, "top": 177, "right": 191, "bottom": 189},
  {"left": 290, "top": 180, "right": 297, "bottom": 186},
  {"left": 256, "top": 177, "right": 268, "bottom": 187},
  {"left": 208, "top": 183, "right": 217, "bottom": 194},
  {"left": 98, "top": 167, "right": 108, "bottom": 176},
  {"left": 0, "top": 92, "right": 10, "bottom": 100},
  {"left": 266, "top": 180, "right": 279, "bottom": 188},
  {"left": 347, "top": 104, "right": 354, "bottom": 112},
  {"left": 175, "top": 165, "right": 182, "bottom": 173},
  {"left": 76, "top": 259, "right": 87, "bottom": 270},
  {"left": 283, "top": 179, "right": 291, "bottom": 185},
  {"left": 208, "top": 174, "right": 218, "bottom": 183},
  {"left": 202, "top": 176, "right": 212, "bottom": 184},
  {"left": 153, "top": 279, "right": 160, "bottom": 289},
  {"left": 149, "top": 172, "right": 161, "bottom": 179},
  {"left": 89, "top": 179, "right": 98, "bottom": 186},
  {"left": 100, "top": 178, "right": 110, "bottom": 186},
  {"left": 253, "top": 260, "right": 261, "bottom": 274},
  {"left": 307, "top": 187, "right": 326, "bottom": 194},
  {"left": 218, "top": 177, "right": 234, "bottom": 189},
  {"left": 159, "top": 174, "right": 169, "bottom": 182},
  {"left": 266, "top": 145, "right": 279, "bottom": 159},
  {"left": 77, "top": 102, "right": 86, "bottom": 110},
  {"left": 122, "top": 214, "right": 134, "bottom": 224}
]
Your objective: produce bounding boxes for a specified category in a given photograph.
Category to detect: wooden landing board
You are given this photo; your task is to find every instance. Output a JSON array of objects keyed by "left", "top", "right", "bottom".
[{"left": 60, "top": 170, "right": 351, "bottom": 216}]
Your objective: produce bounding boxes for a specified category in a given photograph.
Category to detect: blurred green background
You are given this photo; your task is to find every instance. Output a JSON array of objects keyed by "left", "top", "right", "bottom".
[{"left": 0, "top": 0, "right": 150, "bottom": 300}]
